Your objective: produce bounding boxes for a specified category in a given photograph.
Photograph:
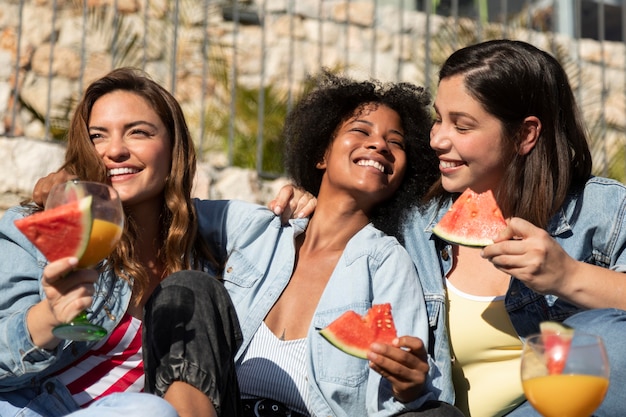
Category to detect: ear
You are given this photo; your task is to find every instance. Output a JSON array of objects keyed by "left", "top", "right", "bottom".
[
  {"left": 519, "top": 116, "right": 541, "bottom": 156},
  {"left": 316, "top": 157, "right": 327, "bottom": 170}
]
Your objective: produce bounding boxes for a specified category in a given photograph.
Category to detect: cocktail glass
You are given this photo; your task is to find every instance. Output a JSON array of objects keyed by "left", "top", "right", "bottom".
[
  {"left": 521, "top": 332, "right": 610, "bottom": 417},
  {"left": 46, "top": 180, "right": 124, "bottom": 341}
]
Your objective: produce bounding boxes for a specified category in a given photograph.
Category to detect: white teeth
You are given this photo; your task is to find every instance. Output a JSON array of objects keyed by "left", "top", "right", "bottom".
[
  {"left": 440, "top": 161, "right": 462, "bottom": 169},
  {"left": 108, "top": 167, "right": 139, "bottom": 176},
  {"left": 357, "top": 159, "right": 385, "bottom": 173}
]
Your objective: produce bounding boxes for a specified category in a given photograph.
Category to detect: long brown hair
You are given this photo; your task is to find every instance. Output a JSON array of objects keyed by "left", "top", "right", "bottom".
[
  {"left": 426, "top": 40, "right": 592, "bottom": 228},
  {"left": 62, "top": 67, "right": 218, "bottom": 301}
]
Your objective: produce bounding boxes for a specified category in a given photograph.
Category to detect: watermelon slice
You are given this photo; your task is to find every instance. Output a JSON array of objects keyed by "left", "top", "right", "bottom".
[
  {"left": 432, "top": 188, "right": 507, "bottom": 247},
  {"left": 540, "top": 321, "right": 574, "bottom": 375},
  {"left": 14, "top": 196, "right": 93, "bottom": 263},
  {"left": 319, "top": 303, "right": 397, "bottom": 359}
]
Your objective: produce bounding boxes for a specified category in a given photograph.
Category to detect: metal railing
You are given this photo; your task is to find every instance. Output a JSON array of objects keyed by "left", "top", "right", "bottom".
[{"left": 2, "top": 0, "right": 625, "bottom": 179}]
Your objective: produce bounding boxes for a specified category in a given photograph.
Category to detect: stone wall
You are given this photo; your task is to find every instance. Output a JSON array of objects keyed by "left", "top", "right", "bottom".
[
  {"left": 0, "top": 136, "right": 289, "bottom": 216},
  {"left": 1, "top": 0, "right": 625, "bottom": 212}
]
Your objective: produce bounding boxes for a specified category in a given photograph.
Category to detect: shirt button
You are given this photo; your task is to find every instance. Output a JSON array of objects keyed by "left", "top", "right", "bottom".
[{"left": 441, "top": 248, "right": 449, "bottom": 261}]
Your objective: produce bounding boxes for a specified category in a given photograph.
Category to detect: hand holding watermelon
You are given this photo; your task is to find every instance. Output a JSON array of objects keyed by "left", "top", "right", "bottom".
[{"left": 320, "top": 304, "right": 430, "bottom": 403}]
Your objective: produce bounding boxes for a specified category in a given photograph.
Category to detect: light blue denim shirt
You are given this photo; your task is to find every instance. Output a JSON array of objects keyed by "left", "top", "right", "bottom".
[
  {"left": 0, "top": 205, "right": 133, "bottom": 415},
  {"left": 401, "top": 176, "right": 626, "bottom": 402},
  {"left": 196, "top": 199, "right": 442, "bottom": 417}
]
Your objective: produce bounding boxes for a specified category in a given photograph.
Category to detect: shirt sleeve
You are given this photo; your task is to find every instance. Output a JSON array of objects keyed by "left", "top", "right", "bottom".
[{"left": 0, "top": 207, "right": 60, "bottom": 390}]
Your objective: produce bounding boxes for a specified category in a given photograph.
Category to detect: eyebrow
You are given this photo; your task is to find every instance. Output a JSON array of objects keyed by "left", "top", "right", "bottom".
[
  {"left": 433, "top": 104, "right": 479, "bottom": 123},
  {"left": 89, "top": 120, "right": 159, "bottom": 131}
]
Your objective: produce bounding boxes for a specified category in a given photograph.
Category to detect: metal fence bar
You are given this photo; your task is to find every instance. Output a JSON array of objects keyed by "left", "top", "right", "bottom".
[
  {"left": 44, "top": 0, "right": 58, "bottom": 140},
  {"left": 9, "top": 0, "right": 25, "bottom": 138},
  {"left": 2, "top": 0, "right": 626, "bottom": 180}
]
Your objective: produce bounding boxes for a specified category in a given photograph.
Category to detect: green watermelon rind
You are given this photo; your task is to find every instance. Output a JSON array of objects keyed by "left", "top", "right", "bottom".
[
  {"left": 319, "top": 327, "right": 369, "bottom": 359},
  {"left": 73, "top": 196, "right": 93, "bottom": 261},
  {"left": 432, "top": 225, "right": 495, "bottom": 247}
]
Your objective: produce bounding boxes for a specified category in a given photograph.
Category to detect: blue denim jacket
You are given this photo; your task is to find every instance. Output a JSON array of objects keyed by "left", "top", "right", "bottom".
[
  {"left": 0, "top": 205, "right": 132, "bottom": 415},
  {"left": 196, "top": 199, "right": 442, "bottom": 417},
  {"left": 402, "top": 176, "right": 626, "bottom": 402}
]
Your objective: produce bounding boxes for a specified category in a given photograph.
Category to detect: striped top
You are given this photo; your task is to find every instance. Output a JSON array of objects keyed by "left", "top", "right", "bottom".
[
  {"left": 53, "top": 313, "right": 144, "bottom": 408},
  {"left": 237, "top": 321, "right": 310, "bottom": 416}
]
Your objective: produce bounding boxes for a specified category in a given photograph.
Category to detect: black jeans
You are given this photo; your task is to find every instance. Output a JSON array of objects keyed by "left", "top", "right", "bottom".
[
  {"left": 143, "top": 270, "right": 243, "bottom": 417},
  {"left": 400, "top": 401, "right": 466, "bottom": 417}
]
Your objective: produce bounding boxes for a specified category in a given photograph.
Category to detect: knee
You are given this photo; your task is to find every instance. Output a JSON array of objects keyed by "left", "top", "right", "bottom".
[
  {"left": 88, "top": 393, "right": 178, "bottom": 417},
  {"left": 161, "top": 270, "right": 220, "bottom": 291},
  {"left": 564, "top": 308, "right": 626, "bottom": 333}
]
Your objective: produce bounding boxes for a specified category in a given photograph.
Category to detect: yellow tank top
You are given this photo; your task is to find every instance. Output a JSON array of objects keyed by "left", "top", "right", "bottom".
[{"left": 446, "top": 279, "right": 525, "bottom": 417}]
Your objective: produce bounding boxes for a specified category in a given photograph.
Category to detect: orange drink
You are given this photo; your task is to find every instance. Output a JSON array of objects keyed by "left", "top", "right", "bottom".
[
  {"left": 523, "top": 374, "right": 609, "bottom": 417},
  {"left": 78, "top": 218, "right": 123, "bottom": 267}
]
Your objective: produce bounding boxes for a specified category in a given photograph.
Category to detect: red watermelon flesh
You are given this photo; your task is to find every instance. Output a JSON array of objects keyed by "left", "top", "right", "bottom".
[
  {"left": 14, "top": 196, "right": 93, "bottom": 263},
  {"left": 319, "top": 303, "right": 397, "bottom": 359},
  {"left": 432, "top": 188, "right": 507, "bottom": 247},
  {"left": 540, "top": 321, "right": 574, "bottom": 375}
]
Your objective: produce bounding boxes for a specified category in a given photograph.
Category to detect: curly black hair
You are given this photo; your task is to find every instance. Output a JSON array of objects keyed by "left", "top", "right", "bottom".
[{"left": 282, "top": 70, "right": 440, "bottom": 240}]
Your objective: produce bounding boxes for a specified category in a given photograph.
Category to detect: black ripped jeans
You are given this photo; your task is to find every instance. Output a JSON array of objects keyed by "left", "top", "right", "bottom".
[{"left": 143, "top": 270, "right": 243, "bottom": 417}]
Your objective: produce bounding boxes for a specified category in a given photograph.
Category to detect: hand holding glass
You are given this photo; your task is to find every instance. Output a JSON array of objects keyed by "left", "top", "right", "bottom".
[
  {"left": 521, "top": 332, "right": 610, "bottom": 417},
  {"left": 47, "top": 181, "right": 124, "bottom": 341}
]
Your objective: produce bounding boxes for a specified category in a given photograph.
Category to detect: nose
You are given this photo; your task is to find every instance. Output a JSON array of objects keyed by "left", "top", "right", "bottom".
[
  {"left": 430, "top": 121, "right": 450, "bottom": 152},
  {"left": 98, "top": 134, "right": 130, "bottom": 162},
  {"left": 366, "top": 134, "right": 391, "bottom": 154}
]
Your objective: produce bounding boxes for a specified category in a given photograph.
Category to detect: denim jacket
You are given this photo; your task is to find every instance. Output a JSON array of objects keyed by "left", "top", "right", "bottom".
[
  {"left": 401, "top": 176, "right": 626, "bottom": 402},
  {"left": 196, "top": 199, "right": 441, "bottom": 417},
  {"left": 0, "top": 205, "right": 132, "bottom": 415}
]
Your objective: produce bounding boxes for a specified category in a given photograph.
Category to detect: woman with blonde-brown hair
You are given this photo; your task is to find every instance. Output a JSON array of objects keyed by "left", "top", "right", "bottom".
[{"left": 0, "top": 68, "right": 243, "bottom": 417}]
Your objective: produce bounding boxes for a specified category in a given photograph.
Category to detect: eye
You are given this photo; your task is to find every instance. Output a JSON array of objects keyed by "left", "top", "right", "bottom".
[
  {"left": 129, "top": 128, "right": 151, "bottom": 137},
  {"left": 350, "top": 128, "right": 368, "bottom": 135},
  {"left": 388, "top": 138, "right": 405, "bottom": 150},
  {"left": 89, "top": 133, "right": 104, "bottom": 143}
]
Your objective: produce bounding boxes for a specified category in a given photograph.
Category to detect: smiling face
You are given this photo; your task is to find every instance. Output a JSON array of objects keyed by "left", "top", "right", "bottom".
[
  {"left": 430, "top": 75, "right": 508, "bottom": 194},
  {"left": 88, "top": 90, "right": 172, "bottom": 212},
  {"left": 317, "top": 103, "right": 407, "bottom": 211}
]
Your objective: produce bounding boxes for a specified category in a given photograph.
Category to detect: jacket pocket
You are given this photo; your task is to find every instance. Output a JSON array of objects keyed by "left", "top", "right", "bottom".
[
  {"left": 312, "top": 304, "right": 370, "bottom": 387},
  {"left": 221, "top": 251, "right": 264, "bottom": 289}
]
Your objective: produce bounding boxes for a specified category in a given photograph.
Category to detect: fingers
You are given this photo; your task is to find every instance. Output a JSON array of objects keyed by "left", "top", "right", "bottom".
[
  {"left": 268, "top": 184, "right": 295, "bottom": 216},
  {"left": 367, "top": 336, "right": 429, "bottom": 402},
  {"left": 42, "top": 258, "right": 98, "bottom": 323},
  {"left": 290, "top": 191, "right": 317, "bottom": 219},
  {"left": 268, "top": 184, "right": 318, "bottom": 223},
  {"left": 32, "top": 170, "right": 77, "bottom": 207}
]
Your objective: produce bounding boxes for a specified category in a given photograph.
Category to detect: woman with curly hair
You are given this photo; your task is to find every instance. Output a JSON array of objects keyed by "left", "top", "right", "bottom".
[
  {"left": 194, "top": 70, "right": 461, "bottom": 417},
  {"left": 0, "top": 68, "right": 243, "bottom": 417}
]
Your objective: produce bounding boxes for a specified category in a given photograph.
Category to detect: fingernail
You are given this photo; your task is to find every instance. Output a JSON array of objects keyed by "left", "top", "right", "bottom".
[
  {"left": 273, "top": 205, "right": 282, "bottom": 215},
  {"left": 68, "top": 257, "right": 79, "bottom": 266}
]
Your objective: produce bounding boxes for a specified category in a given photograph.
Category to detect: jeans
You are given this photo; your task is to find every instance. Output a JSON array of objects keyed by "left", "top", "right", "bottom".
[
  {"left": 143, "top": 270, "right": 243, "bottom": 417},
  {"left": 65, "top": 393, "right": 177, "bottom": 417},
  {"left": 399, "top": 401, "right": 465, "bottom": 417},
  {"left": 507, "top": 308, "right": 626, "bottom": 417}
]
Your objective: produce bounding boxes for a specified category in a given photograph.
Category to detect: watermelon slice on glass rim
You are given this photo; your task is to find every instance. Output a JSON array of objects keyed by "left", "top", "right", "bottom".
[
  {"left": 319, "top": 303, "right": 397, "bottom": 359},
  {"left": 539, "top": 321, "right": 574, "bottom": 375},
  {"left": 432, "top": 188, "right": 507, "bottom": 247},
  {"left": 14, "top": 196, "right": 93, "bottom": 262}
]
